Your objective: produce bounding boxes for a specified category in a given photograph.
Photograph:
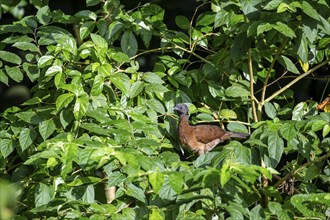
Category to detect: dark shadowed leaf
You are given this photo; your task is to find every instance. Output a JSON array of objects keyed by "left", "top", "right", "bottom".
[
  {"left": 126, "top": 183, "right": 146, "bottom": 203},
  {"left": 121, "top": 30, "right": 138, "bottom": 57},
  {"left": 19, "top": 128, "right": 37, "bottom": 151},
  {"left": 35, "top": 183, "right": 54, "bottom": 207},
  {"left": 175, "top": 15, "right": 190, "bottom": 30}
]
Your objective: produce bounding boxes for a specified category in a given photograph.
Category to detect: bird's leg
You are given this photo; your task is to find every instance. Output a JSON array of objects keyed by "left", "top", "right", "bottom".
[{"left": 204, "top": 139, "right": 223, "bottom": 153}]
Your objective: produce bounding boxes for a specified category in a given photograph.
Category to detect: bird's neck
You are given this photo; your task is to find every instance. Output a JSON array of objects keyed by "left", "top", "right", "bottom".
[{"left": 178, "top": 114, "right": 190, "bottom": 126}]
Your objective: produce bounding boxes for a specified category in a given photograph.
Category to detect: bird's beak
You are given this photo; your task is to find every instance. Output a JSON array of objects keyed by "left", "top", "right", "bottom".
[{"left": 173, "top": 106, "right": 179, "bottom": 111}]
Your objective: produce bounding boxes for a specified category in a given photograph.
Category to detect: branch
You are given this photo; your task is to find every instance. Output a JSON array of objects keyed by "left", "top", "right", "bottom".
[
  {"left": 274, "top": 151, "right": 330, "bottom": 188},
  {"left": 248, "top": 49, "right": 259, "bottom": 122},
  {"left": 265, "top": 60, "right": 329, "bottom": 103}
]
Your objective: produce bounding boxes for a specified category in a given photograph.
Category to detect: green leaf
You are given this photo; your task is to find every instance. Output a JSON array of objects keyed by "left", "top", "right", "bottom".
[
  {"left": 257, "top": 23, "right": 273, "bottom": 36},
  {"left": 106, "top": 21, "right": 124, "bottom": 42},
  {"left": 108, "top": 171, "right": 125, "bottom": 187},
  {"left": 264, "top": 102, "right": 277, "bottom": 119},
  {"left": 301, "top": 1, "right": 319, "bottom": 21},
  {"left": 35, "top": 183, "right": 54, "bottom": 207},
  {"left": 60, "top": 109, "right": 74, "bottom": 129},
  {"left": 220, "top": 109, "right": 237, "bottom": 119},
  {"left": 264, "top": 0, "right": 282, "bottom": 10},
  {"left": 74, "top": 94, "right": 89, "bottom": 120},
  {"left": 67, "top": 176, "right": 101, "bottom": 186},
  {"left": 278, "top": 55, "right": 300, "bottom": 74},
  {"left": 80, "top": 123, "right": 109, "bottom": 136},
  {"left": 323, "top": 124, "right": 330, "bottom": 138},
  {"left": 129, "top": 81, "right": 144, "bottom": 98},
  {"left": 0, "top": 139, "right": 16, "bottom": 158},
  {"left": 233, "top": 142, "right": 251, "bottom": 164},
  {"left": 61, "top": 143, "right": 78, "bottom": 177},
  {"left": 175, "top": 15, "right": 190, "bottom": 30},
  {"left": 38, "top": 55, "right": 54, "bottom": 68},
  {"left": 244, "top": 138, "right": 268, "bottom": 148},
  {"left": 214, "top": 10, "right": 231, "bottom": 28},
  {"left": 2, "top": 35, "right": 34, "bottom": 44},
  {"left": 110, "top": 73, "right": 130, "bottom": 97},
  {"left": 196, "top": 12, "right": 215, "bottom": 27},
  {"left": 147, "top": 99, "right": 165, "bottom": 114},
  {"left": 225, "top": 85, "right": 250, "bottom": 97},
  {"left": 12, "top": 42, "right": 39, "bottom": 52},
  {"left": 279, "top": 122, "right": 297, "bottom": 141},
  {"left": 121, "top": 30, "right": 138, "bottom": 57},
  {"left": 126, "top": 183, "right": 146, "bottom": 203},
  {"left": 91, "top": 33, "right": 107, "bottom": 48},
  {"left": 159, "top": 177, "right": 177, "bottom": 201},
  {"left": 139, "top": 28, "right": 152, "bottom": 48},
  {"left": 250, "top": 204, "right": 265, "bottom": 220},
  {"left": 36, "top": 5, "right": 51, "bottom": 25},
  {"left": 291, "top": 193, "right": 330, "bottom": 219},
  {"left": 74, "top": 10, "right": 97, "bottom": 20},
  {"left": 39, "top": 119, "right": 56, "bottom": 140},
  {"left": 273, "top": 22, "right": 296, "bottom": 38},
  {"left": 149, "top": 209, "right": 164, "bottom": 220},
  {"left": 267, "top": 132, "right": 284, "bottom": 167},
  {"left": 318, "top": 37, "right": 330, "bottom": 49},
  {"left": 56, "top": 93, "right": 75, "bottom": 112},
  {"left": 80, "top": 21, "right": 95, "bottom": 40},
  {"left": 45, "top": 65, "right": 62, "bottom": 77},
  {"left": 0, "top": 24, "right": 32, "bottom": 34},
  {"left": 203, "top": 168, "right": 220, "bottom": 187},
  {"left": 149, "top": 172, "right": 164, "bottom": 194},
  {"left": 143, "top": 72, "right": 164, "bottom": 84},
  {"left": 112, "top": 52, "right": 130, "bottom": 63},
  {"left": 0, "top": 70, "right": 9, "bottom": 85},
  {"left": 46, "top": 157, "right": 58, "bottom": 168},
  {"left": 220, "top": 163, "right": 231, "bottom": 186},
  {"left": 297, "top": 34, "right": 308, "bottom": 63},
  {"left": 91, "top": 74, "right": 104, "bottom": 96},
  {"left": 0, "top": 51, "right": 21, "bottom": 65},
  {"left": 23, "top": 63, "right": 39, "bottom": 82},
  {"left": 227, "top": 122, "right": 248, "bottom": 133},
  {"left": 311, "top": 120, "right": 327, "bottom": 132},
  {"left": 81, "top": 184, "right": 95, "bottom": 204},
  {"left": 86, "top": 0, "right": 100, "bottom": 7},
  {"left": 304, "top": 164, "right": 320, "bottom": 181},
  {"left": 168, "top": 172, "right": 184, "bottom": 194},
  {"left": 268, "top": 202, "right": 291, "bottom": 220},
  {"left": 292, "top": 102, "right": 307, "bottom": 120},
  {"left": 5, "top": 66, "right": 23, "bottom": 82},
  {"left": 16, "top": 111, "right": 42, "bottom": 125},
  {"left": 19, "top": 128, "right": 37, "bottom": 151}
]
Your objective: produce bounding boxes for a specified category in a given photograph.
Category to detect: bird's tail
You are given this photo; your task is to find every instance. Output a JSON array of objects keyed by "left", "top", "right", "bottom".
[{"left": 227, "top": 131, "right": 250, "bottom": 139}]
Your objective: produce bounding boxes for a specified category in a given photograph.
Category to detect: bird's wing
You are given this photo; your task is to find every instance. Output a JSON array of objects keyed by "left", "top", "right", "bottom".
[{"left": 193, "top": 124, "right": 226, "bottom": 144}]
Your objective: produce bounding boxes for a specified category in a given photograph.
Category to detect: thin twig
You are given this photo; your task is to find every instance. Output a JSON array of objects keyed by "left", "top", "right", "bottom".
[
  {"left": 265, "top": 60, "right": 329, "bottom": 103},
  {"left": 248, "top": 49, "right": 259, "bottom": 122},
  {"left": 260, "top": 40, "right": 288, "bottom": 109}
]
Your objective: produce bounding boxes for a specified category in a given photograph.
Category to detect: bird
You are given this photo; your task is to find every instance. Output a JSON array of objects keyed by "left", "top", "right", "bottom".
[{"left": 173, "top": 103, "right": 250, "bottom": 155}]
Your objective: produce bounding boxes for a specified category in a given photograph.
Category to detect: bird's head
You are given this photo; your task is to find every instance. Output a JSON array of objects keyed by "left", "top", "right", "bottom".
[{"left": 173, "top": 103, "right": 189, "bottom": 116}]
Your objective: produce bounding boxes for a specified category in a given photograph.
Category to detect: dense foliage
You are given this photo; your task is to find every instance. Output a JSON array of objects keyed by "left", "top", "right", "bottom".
[{"left": 0, "top": 0, "right": 330, "bottom": 219}]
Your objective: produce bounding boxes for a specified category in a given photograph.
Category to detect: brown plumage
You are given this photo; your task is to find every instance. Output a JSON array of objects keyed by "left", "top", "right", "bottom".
[{"left": 173, "top": 103, "right": 249, "bottom": 155}]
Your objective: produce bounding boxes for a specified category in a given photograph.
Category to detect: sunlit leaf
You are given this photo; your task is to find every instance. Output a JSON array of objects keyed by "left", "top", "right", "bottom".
[
  {"left": 0, "top": 51, "right": 21, "bottom": 65},
  {"left": 149, "top": 172, "right": 164, "bottom": 194}
]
